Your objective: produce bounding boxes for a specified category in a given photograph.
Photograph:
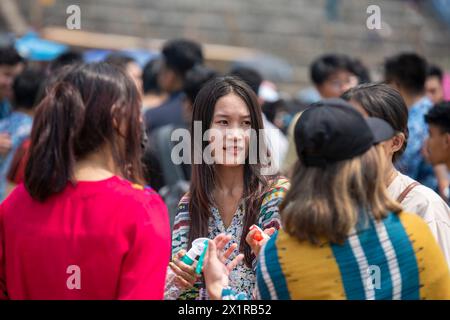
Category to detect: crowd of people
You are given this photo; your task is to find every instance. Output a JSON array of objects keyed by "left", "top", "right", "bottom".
[{"left": 0, "top": 38, "right": 449, "bottom": 300}]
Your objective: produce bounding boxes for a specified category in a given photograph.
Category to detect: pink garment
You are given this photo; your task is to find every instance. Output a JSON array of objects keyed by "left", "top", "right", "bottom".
[{"left": 0, "top": 176, "right": 170, "bottom": 300}]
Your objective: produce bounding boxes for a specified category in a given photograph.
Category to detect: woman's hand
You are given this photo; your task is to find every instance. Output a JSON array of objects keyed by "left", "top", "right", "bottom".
[
  {"left": 203, "top": 234, "right": 244, "bottom": 300},
  {"left": 245, "top": 227, "right": 275, "bottom": 256},
  {"left": 169, "top": 250, "right": 199, "bottom": 290}
]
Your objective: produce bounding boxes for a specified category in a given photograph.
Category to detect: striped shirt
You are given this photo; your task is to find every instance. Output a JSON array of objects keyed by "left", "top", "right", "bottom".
[
  {"left": 222, "top": 211, "right": 450, "bottom": 300},
  {"left": 165, "top": 178, "right": 290, "bottom": 300}
]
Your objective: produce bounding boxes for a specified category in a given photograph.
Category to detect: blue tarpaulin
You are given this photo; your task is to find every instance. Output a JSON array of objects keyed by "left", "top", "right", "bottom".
[{"left": 15, "top": 32, "right": 68, "bottom": 61}]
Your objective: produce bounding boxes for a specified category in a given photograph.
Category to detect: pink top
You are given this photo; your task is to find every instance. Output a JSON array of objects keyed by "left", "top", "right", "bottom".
[{"left": 0, "top": 176, "right": 170, "bottom": 300}]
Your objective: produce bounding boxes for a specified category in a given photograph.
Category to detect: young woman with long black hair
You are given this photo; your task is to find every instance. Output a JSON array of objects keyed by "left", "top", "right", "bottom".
[{"left": 165, "top": 76, "right": 289, "bottom": 299}]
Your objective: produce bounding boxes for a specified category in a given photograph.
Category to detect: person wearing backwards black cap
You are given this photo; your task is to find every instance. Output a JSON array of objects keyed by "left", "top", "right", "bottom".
[{"left": 202, "top": 99, "right": 450, "bottom": 300}]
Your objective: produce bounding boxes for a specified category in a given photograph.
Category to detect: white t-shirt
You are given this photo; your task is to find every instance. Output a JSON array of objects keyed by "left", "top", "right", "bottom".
[
  {"left": 388, "top": 172, "right": 450, "bottom": 267},
  {"left": 262, "top": 113, "right": 288, "bottom": 174}
]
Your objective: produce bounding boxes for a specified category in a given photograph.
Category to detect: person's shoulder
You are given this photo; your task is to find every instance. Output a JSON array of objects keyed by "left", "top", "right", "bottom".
[
  {"left": 269, "top": 177, "right": 290, "bottom": 190},
  {"left": 396, "top": 211, "right": 449, "bottom": 276},
  {"left": 259, "top": 177, "right": 290, "bottom": 208},
  {"left": 103, "top": 177, "right": 168, "bottom": 221},
  {"left": 262, "top": 177, "right": 290, "bottom": 201},
  {"left": 113, "top": 178, "right": 164, "bottom": 204},
  {"left": 178, "top": 192, "right": 191, "bottom": 204},
  {"left": 396, "top": 174, "right": 436, "bottom": 202},
  {"left": 0, "top": 183, "right": 33, "bottom": 218},
  {"left": 396, "top": 211, "right": 435, "bottom": 236},
  {"left": 403, "top": 177, "right": 450, "bottom": 217},
  {"left": 7, "top": 182, "right": 28, "bottom": 199},
  {"left": 412, "top": 184, "right": 446, "bottom": 205}
]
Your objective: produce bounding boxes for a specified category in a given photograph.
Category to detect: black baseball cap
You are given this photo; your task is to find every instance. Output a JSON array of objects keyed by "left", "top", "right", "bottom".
[{"left": 294, "top": 99, "right": 395, "bottom": 167}]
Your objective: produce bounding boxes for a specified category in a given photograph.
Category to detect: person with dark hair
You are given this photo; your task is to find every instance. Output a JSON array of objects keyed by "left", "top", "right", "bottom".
[
  {"left": 0, "top": 62, "right": 170, "bottom": 299},
  {"left": 0, "top": 46, "right": 25, "bottom": 120},
  {"left": 165, "top": 76, "right": 289, "bottom": 300},
  {"left": 142, "top": 58, "right": 167, "bottom": 110},
  {"left": 47, "top": 50, "right": 83, "bottom": 74},
  {"left": 229, "top": 67, "right": 263, "bottom": 97},
  {"left": 310, "top": 53, "right": 358, "bottom": 98},
  {"left": 0, "top": 46, "right": 25, "bottom": 160},
  {"left": 261, "top": 99, "right": 290, "bottom": 133},
  {"left": 4, "top": 65, "right": 76, "bottom": 198},
  {"left": 425, "top": 101, "right": 450, "bottom": 172},
  {"left": 183, "top": 65, "right": 219, "bottom": 122},
  {"left": 105, "top": 53, "right": 143, "bottom": 94},
  {"left": 144, "top": 39, "right": 204, "bottom": 134},
  {"left": 229, "top": 67, "right": 288, "bottom": 173},
  {"left": 203, "top": 100, "right": 450, "bottom": 300},
  {"left": 0, "top": 67, "right": 44, "bottom": 201},
  {"left": 426, "top": 64, "right": 445, "bottom": 105},
  {"left": 282, "top": 54, "right": 360, "bottom": 174},
  {"left": 349, "top": 57, "right": 371, "bottom": 84},
  {"left": 384, "top": 52, "right": 440, "bottom": 191},
  {"left": 343, "top": 84, "right": 450, "bottom": 266},
  {"left": 141, "top": 65, "right": 217, "bottom": 212}
]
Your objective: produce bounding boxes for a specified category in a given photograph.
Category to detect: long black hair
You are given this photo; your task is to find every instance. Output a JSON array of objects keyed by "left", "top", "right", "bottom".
[{"left": 188, "top": 76, "right": 272, "bottom": 267}]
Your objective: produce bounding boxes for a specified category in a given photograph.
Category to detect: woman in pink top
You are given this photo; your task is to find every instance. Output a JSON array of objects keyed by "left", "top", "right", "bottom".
[{"left": 0, "top": 62, "right": 171, "bottom": 300}]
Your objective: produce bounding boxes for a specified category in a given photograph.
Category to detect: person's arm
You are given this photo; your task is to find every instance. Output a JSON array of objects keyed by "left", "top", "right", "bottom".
[
  {"left": 425, "top": 219, "right": 450, "bottom": 268},
  {"left": 203, "top": 237, "right": 245, "bottom": 300},
  {"left": 248, "top": 179, "right": 289, "bottom": 269},
  {"left": 258, "top": 178, "right": 289, "bottom": 231},
  {"left": 164, "top": 196, "right": 198, "bottom": 299},
  {"left": 405, "top": 214, "right": 450, "bottom": 298},
  {"left": 117, "top": 196, "right": 171, "bottom": 300}
]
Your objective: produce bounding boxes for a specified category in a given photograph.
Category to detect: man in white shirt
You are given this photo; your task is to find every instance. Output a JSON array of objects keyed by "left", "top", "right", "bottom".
[{"left": 343, "top": 84, "right": 450, "bottom": 267}]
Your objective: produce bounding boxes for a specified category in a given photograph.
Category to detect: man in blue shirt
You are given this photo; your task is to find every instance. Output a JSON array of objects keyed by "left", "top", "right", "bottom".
[{"left": 384, "top": 53, "right": 442, "bottom": 191}]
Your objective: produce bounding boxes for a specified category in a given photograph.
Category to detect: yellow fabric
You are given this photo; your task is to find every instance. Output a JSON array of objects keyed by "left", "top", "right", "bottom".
[
  {"left": 399, "top": 212, "right": 450, "bottom": 299},
  {"left": 275, "top": 230, "right": 346, "bottom": 300}
]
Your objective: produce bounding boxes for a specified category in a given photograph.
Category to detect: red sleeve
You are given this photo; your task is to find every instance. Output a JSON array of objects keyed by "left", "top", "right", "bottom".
[
  {"left": 0, "top": 205, "right": 8, "bottom": 300},
  {"left": 117, "top": 193, "right": 171, "bottom": 300}
]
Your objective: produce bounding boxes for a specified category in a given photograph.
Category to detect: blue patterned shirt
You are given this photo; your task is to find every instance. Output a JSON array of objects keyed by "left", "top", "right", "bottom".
[
  {"left": 0, "top": 99, "right": 11, "bottom": 121},
  {"left": 396, "top": 97, "right": 436, "bottom": 190},
  {"left": 0, "top": 112, "right": 33, "bottom": 200}
]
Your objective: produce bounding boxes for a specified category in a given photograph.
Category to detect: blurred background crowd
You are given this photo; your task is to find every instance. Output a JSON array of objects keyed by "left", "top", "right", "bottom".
[{"left": 0, "top": 0, "right": 449, "bottom": 220}]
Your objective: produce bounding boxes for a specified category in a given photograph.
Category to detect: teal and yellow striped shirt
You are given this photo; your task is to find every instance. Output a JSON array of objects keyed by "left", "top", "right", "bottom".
[{"left": 223, "top": 212, "right": 450, "bottom": 300}]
